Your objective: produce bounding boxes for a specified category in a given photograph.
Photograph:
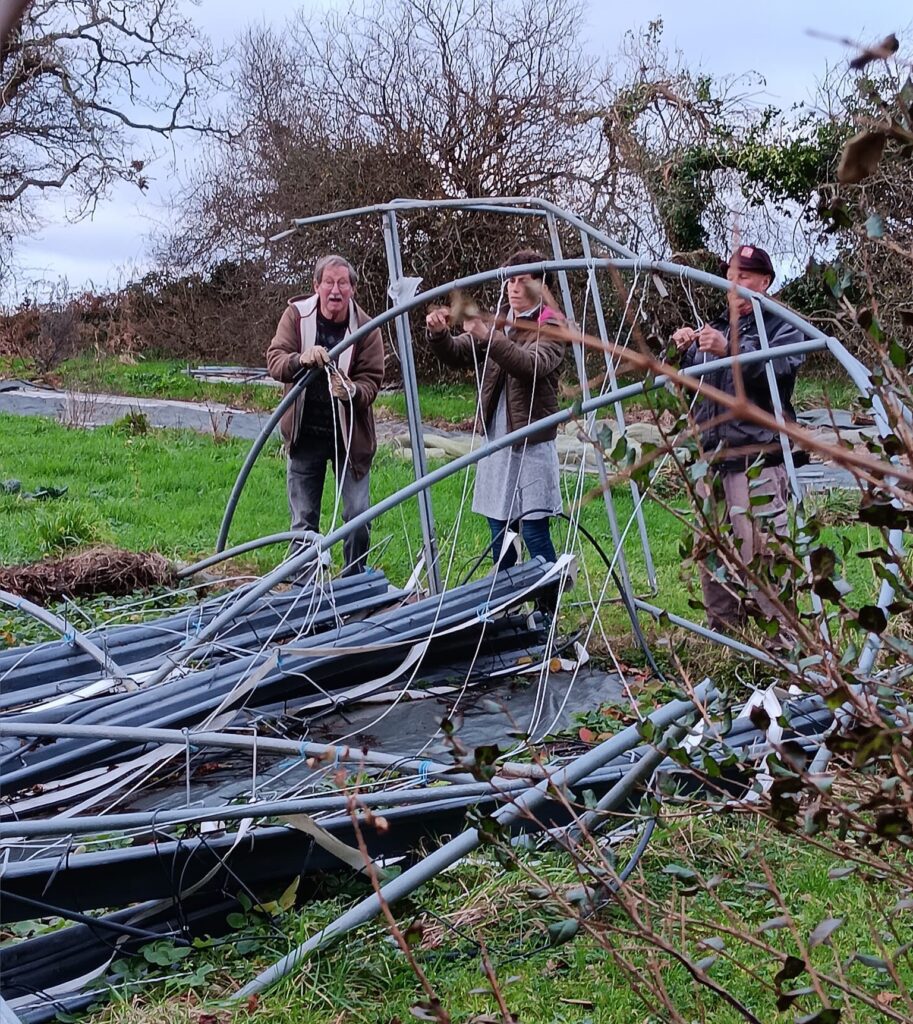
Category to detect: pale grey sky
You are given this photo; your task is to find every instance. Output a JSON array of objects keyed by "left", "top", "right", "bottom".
[{"left": 8, "top": 0, "right": 906, "bottom": 300}]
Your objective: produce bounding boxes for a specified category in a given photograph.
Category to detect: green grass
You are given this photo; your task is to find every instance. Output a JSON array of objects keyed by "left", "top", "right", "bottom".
[
  {"left": 72, "top": 816, "right": 913, "bottom": 1023},
  {"left": 0, "top": 413, "right": 879, "bottom": 628},
  {"left": 0, "top": 409, "right": 883, "bottom": 679},
  {"left": 375, "top": 381, "right": 478, "bottom": 424},
  {"left": 792, "top": 373, "right": 861, "bottom": 412},
  {"left": 0, "top": 354, "right": 34, "bottom": 378},
  {"left": 49, "top": 354, "right": 280, "bottom": 412}
]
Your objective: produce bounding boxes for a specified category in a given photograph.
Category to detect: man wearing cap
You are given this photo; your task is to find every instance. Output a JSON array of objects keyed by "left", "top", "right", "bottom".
[
  {"left": 672, "top": 246, "right": 805, "bottom": 635},
  {"left": 266, "top": 254, "right": 384, "bottom": 576}
]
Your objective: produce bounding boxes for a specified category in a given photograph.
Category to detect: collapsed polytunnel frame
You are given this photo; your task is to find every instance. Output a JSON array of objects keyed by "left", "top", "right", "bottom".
[
  {"left": 218, "top": 194, "right": 904, "bottom": 671},
  {"left": 0, "top": 196, "right": 906, "bottom": 1020}
]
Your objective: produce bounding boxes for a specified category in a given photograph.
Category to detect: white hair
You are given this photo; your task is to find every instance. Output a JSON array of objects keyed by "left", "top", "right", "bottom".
[{"left": 313, "top": 255, "right": 357, "bottom": 287}]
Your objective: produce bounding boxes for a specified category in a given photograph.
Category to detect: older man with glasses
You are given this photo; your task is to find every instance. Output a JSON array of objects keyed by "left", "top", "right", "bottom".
[{"left": 267, "top": 254, "right": 384, "bottom": 576}]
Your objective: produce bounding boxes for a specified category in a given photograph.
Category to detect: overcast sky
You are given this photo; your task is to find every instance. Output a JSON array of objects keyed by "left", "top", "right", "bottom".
[{"left": 7, "top": 0, "right": 906, "bottom": 301}]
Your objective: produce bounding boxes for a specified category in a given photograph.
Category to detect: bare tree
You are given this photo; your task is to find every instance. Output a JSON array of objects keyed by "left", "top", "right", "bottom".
[
  {"left": 160, "top": 0, "right": 611, "bottom": 287},
  {"left": 587, "top": 20, "right": 797, "bottom": 260},
  {"left": 0, "top": 0, "right": 223, "bottom": 279}
]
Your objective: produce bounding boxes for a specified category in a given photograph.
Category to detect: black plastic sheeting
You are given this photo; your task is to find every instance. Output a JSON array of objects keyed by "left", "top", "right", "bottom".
[
  {"left": 308, "top": 666, "right": 626, "bottom": 753},
  {"left": 0, "top": 895, "right": 239, "bottom": 1016},
  {"left": 117, "top": 640, "right": 570, "bottom": 816},
  {"left": 0, "top": 563, "right": 556, "bottom": 801},
  {"left": 0, "top": 696, "right": 835, "bottom": 926},
  {"left": 0, "top": 694, "right": 835, "bottom": 1020}
]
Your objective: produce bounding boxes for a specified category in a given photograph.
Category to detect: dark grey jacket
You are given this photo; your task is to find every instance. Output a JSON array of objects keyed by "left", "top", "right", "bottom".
[{"left": 680, "top": 307, "right": 805, "bottom": 463}]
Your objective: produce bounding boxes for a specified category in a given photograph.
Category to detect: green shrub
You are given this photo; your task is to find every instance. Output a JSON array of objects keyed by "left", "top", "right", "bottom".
[
  {"left": 112, "top": 410, "right": 151, "bottom": 435},
  {"left": 35, "top": 501, "right": 108, "bottom": 554}
]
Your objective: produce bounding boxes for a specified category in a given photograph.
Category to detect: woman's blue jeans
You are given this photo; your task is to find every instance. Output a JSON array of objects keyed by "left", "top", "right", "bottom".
[{"left": 487, "top": 516, "right": 557, "bottom": 568}]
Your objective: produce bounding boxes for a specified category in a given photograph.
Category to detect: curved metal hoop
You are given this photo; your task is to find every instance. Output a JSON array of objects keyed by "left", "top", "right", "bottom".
[{"left": 212, "top": 201, "right": 905, "bottom": 678}]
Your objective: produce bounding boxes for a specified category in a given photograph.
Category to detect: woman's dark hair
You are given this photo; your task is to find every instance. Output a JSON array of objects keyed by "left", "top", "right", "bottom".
[{"left": 501, "top": 249, "right": 557, "bottom": 294}]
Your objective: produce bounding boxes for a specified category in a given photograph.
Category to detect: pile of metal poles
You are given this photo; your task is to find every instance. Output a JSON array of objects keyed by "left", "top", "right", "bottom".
[
  {"left": 0, "top": 562, "right": 559, "bottom": 812},
  {"left": 0, "top": 558, "right": 574, "bottom": 1019},
  {"left": 0, "top": 681, "right": 838, "bottom": 1021},
  {"left": 0, "top": 551, "right": 843, "bottom": 1023}
]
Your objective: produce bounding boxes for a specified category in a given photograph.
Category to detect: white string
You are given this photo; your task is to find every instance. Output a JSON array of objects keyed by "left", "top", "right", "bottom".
[
  {"left": 323, "top": 278, "right": 516, "bottom": 751},
  {"left": 325, "top": 361, "right": 357, "bottom": 545},
  {"left": 680, "top": 265, "right": 705, "bottom": 330}
]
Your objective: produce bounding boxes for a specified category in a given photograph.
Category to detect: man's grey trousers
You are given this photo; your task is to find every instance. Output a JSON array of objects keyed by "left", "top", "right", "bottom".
[{"left": 286, "top": 443, "right": 371, "bottom": 575}]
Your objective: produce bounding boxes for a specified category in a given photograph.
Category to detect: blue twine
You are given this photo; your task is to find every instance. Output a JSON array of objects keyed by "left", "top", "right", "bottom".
[{"left": 417, "top": 760, "right": 432, "bottom": 786}]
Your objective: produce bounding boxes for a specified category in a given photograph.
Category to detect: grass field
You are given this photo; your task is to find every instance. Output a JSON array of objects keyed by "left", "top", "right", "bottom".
[
  {"left": 56, "top": 815, "right": 913, "bottom": 1023},
  {"left": 1, "top": 411, "right": 902, "bottom": 1023},
  {"left": 0, "top": 412, "right": 686, "bottom": 645},
  {"left": 0, "top": 412, "right": 879, "bottom": 625}
]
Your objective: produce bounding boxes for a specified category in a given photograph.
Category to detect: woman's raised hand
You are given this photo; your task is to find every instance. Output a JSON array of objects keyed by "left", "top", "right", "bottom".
[
  {"left": 462, "top": 316, "right": 489, "bottom": 341},
  {"left": 425, "top": 307, "right": 450, "bottom": 334}
]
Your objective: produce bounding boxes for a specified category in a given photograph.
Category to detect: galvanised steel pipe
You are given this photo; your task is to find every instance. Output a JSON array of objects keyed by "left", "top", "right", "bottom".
[
  {"left": 212, "top": 333, "right": 823, "bottom": 595},
  {"left": 0, "top": 995, "right": 23, "bottom": 1024},
  {"left": 214, "top": 255, "right": 830, "bottom": 554},
  {"left": 0, "top": 721, "right": 458, "bottom": 782},
  {"left": 0, "top": 775, "right": 557, "bottom": 842},
  {"left": 0, "top": 719, "right": 834, "bottom": 848},
  {"left": 194, "top": 337, "right": 831, "bottom": 687},
  {"left": 0, "top": 708, "right": 825, "bottom": 843},
  {"left": 280, "top": 196, "right": 638, "bottom": 259},
  {"left": 2, "top": 715, "right": 825, "bottom": 843},
  {"left": 579, "top": 229, "right": 657, "bottom": 589},
  {"left": 546, "top": 213, "right": 636, "bottom": 601},
  {"left": 0, "top": 591, "right": 127, "bottom": 682},
  {"left": 824, "top": 334, "right": 906, "bottom": 673},
  {"left": 270, "top": 201, "right": 546, "bottom": 240},
  {"left": 382, "top": 209, "right": 441, "bottom": 593},
  {"left": 750, "top": 297, "right": 832, "bottom": 638},
  {"left": 632, "top": 598, "right": 775, "bottom": 664},
  {"left": 233, "top": 680, "right": 714, "bottom": 998},
  {"left": 178, "top": 531, "right": 329, "bottom": 578},
  {"left": 806, "top": 333, "right": 905, "bottom": 778},
  {"left": 569, "top": 717, "right": 702, "bottom": 839}
]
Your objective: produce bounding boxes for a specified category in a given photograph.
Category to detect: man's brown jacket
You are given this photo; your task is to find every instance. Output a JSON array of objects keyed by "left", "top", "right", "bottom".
[{"left": 266, "top": 295, "right": 384, "bottom": 479}]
